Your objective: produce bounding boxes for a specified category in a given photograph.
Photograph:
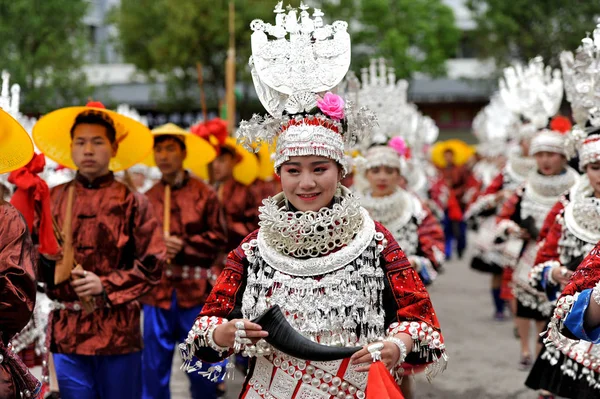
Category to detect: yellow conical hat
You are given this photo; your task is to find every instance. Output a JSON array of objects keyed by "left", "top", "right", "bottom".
[
  {"left": 0, "top": 108, "right": 34, "bottom": 173},
  {"left": 32, "top": 102, "right": 153, "bottom": 172},
  {"left": 142, "top": 123, "right": 217, "bottom": 176}
]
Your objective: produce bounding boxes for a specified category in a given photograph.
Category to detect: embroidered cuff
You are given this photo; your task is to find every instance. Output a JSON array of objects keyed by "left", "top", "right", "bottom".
[
  {"left": 179, "top": 315, "right": 230, "bottom": 380},
  {"left": 529, "top": 261, "right": 560, "bottom": 290},
  {"left": 387, "top": 321, "right": 448, "bottom": 381}
]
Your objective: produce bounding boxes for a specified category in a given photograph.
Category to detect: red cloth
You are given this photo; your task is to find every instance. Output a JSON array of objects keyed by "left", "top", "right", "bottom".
[
  {"left": 190, "top": 118, "right": 228, "bottom": 145},
  {"left": 446, "top": 190, "right": 463, "bottom": 221},
  {"left": 500, "top": 268, "right": 514, "bottom": 301},
  {"left": 8, "top": 153, "right": 59, "bottom": 255},
  {"left": 366, "top": 361, "right": 405, "bottom": 399}
]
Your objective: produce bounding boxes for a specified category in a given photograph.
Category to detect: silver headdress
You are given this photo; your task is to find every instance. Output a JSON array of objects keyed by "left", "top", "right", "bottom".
[
  {"left": 562, "top": 22, "right": 600, "bottom": 169},
  {"left": 116, "top": 104, "right": 148, "bottom": 126},
  {"left": 472, "top": 93, "right": 518, "bottom": 156},
  {"left": 346, "top": 58, "right": 408, "bottom": 145},
  {"left": 344, "top": 57, "right": 439, "bottom": 173},
  {"left": 237, "top": 2, "right": 377, "bottom": 176},
  {"left": 0, "top": 71, "right": 36, "bottom": 134},
  {"left": 499, "top": 57, "right": 563, "bottom": 131}
]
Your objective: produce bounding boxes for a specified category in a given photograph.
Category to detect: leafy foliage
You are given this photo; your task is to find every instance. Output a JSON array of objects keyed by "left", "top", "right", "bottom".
[
  {"left": 466, "top": 0, "right": 600, "bottom": 67},
  {"left": 113, "top": 0, "right": 460, "bottom": 108},
  {"left": 0, "top": 0, "right": 91, "bottom": 113}
]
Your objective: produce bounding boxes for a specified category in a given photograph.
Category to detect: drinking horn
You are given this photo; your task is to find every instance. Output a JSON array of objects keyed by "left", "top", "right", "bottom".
[{"left": 252, "top": 305, "right": 361, "bottom": 361}]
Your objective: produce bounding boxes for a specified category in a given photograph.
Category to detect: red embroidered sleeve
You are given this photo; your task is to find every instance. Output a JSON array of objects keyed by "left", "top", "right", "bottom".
[
  {"left": 416, "top": 204, "right": 445, "bottom": 270},
  {"left": 496, "top": 188, "right": 521, "bottom": 224},
  {"left": 534, "top": 201, "right": 565, "bottom": 266},
  {"left": 560, "top": 243, "right": 600, "bottom": 297},
  {"left": 483, "top": 172, "right": 505, "bottom": 196},
  {"left": 198, "top": 232, "right": 254, "bottom": 318},
  {"left": 376, "top": 221, "right": 447, "bottom": 376},
  {"left": 538, "top": 197, "right": 566, "bottom": 245}
]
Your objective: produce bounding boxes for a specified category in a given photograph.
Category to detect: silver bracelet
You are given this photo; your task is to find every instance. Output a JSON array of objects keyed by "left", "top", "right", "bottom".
[
  {"left": 384, "top": 336, "right": 408, "bottom": 366},
  {"left": 592, "top": 281, "right": 600, "bottom": 307},
  {"left": 207, "top": 323, "right": 230, "bottom": 355}
]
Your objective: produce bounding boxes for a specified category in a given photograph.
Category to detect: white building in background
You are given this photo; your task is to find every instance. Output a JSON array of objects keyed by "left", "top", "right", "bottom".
[{"left": 83, "top": 0, "right": 495, "bottom": 131}]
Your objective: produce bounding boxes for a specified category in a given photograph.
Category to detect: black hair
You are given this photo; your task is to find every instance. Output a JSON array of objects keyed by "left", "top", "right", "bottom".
[
  {"left": 218, "top": 145, "right": 236, "bottom": 158},
  {"left": 154, "top": 135, "right": 186, "bottom": 151},
  {"left": 70, "top": 111, "right": 117, "bottom": 143}
]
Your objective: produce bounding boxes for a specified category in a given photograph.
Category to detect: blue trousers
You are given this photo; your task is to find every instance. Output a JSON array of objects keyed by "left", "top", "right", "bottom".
[
  {"left": 142, "top": 293, "right": 222, "bottom": 399},
  {"left": 54, "top": 351, "right": 142, "bottom": 399},
  {"left": 443, "top": 214, "right": 466, "bottom": 259}
]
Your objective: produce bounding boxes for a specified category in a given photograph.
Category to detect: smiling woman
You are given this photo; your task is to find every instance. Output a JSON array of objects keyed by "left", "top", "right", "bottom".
[
  {"left": 179, "top": 4, "right": 447, "bottom": 399},
  {"left": 280, "top": 156, "right": 342, "bottom": 212}
]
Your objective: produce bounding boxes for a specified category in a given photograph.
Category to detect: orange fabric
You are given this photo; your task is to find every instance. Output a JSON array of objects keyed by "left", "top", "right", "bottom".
[{"left": 366, "top": 361, "right": 405, "bottom": 399}]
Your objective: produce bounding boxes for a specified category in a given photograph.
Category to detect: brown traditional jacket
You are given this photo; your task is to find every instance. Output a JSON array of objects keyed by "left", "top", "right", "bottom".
[
  {"left": 217, "top": 178, "right": 261, "bottom": 252},
  {"left": 0, "top": 202, "right": 38, "bottom": 398},
  {"left": 142, "top": 173, "right": 227, "bottom": 309},
  {"left": 41, "top": 172, "right": 165, "bottom": 355}
]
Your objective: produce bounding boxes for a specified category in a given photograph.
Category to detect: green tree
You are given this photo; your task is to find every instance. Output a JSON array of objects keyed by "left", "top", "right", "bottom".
[
  {"left": 466, "top": 0, "right": 600, "bottom": 67},
  {"left": 321, "top": 0, "right": 461, "bottom": 78},
  {"left": 112, "top": 0, "right": 275, "bottom": 110},
  {"left": 113, "top": 0, "right": 459, "bottom": 110},
  {"left": 0, "top": 0, "right": 91, "bottom": 113}
]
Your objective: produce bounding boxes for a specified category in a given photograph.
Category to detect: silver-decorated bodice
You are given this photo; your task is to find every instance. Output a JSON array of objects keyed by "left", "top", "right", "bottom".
[
  {"left": 360, "top": 189, "right": 423, "bottom": 257},
  {"left": 241, "top": 208, "right": 387, "bottom": 346}
]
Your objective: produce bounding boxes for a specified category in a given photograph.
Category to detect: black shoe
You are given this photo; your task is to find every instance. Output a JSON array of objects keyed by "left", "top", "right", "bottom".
[{"left": 519, "top": 354, "right": 532, "bottom": 371}]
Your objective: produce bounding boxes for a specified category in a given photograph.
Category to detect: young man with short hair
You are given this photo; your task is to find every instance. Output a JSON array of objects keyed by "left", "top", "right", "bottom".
[
  {"left": 141, "top": 124, "right": 227, "bottom": 399},
  {"left": 33, "top": 103, "right": 165, "bottom": 399}
]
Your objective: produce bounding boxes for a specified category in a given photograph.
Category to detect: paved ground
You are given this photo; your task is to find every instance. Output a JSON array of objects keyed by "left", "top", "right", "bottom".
[{"left": 171, "top": 244, "right": 541, "bottom": 399}]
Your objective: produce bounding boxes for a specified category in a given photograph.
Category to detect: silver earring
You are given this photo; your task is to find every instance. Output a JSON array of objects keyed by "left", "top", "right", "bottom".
[{"left": 335, "top": 182, "right": 343, "bottom": 198}]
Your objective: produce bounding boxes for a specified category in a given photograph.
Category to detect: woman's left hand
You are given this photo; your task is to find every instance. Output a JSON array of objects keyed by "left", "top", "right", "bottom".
[{"left": 350, "top": 341, "right": 400, "bottom": 372}]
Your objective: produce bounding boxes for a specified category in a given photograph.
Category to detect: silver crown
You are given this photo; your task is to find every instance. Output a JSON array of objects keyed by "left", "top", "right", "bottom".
[
  {"left": 472, "top": 93, "right": 518, "bottom": 144},
  {"left": 249, "top": 1, "right": 351, "bottom": 116},
  {"left": 346, "top": 58, "right": 408, "bottom": 144},
  {"left": 499, "top": 57, "right": 563, "bottom": 129},
  {"left": 561, "top": 22, "right": 600, "bottom": 128},
  {"left": 116, "top": 104, "right": 148, "bottom": 126}
]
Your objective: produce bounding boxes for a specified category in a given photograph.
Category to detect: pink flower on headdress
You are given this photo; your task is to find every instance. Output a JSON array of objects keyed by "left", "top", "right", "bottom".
[
  {"left": 388, "top": 136, "right": 407, "bottom": 157},
  {"left": 317, "top": 92, "right": 345, "bottom": 121}
]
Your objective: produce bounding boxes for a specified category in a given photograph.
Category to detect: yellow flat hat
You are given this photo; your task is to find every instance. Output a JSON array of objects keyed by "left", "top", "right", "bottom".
[
  {"left": 32, "top": 103, "right": 153, "bottom": 172},
  {"left": 197, "top": 137, "right": 259, "bottom": 186},
  {"left": 0, "top": 108, "right": 34, "bottom": 174},
  {"left": 431, "top": 139, "right": 475, "bottom": 168},
  {"left": 256, "top": 144, "right": 275, "bottom": 181},
  {"left": 142, "top": 123, "right": 217, "bottom": 176}
]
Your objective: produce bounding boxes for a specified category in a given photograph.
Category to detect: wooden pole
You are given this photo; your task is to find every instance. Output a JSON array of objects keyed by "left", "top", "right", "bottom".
[
  {"left": 163, "top": 184, "right": 171, "bottom": 238},
  {"left": 196, "top": 62, "right": 208, "bottom": 122},
  {"left": 225, "top": 0, "right": 236, "bottom": 135},
  {"left": 55, "top": 185, "right": 75, "bottom": 285},
  {"left": 164, "top": 184, "right": 171, "bottom": 264},
  {"left": 54, "top": 184, "right": 94, "bottom": 313}
]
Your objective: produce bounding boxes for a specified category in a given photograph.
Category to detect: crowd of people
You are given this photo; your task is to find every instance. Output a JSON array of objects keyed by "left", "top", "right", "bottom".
[{"left": 4, "top": 3, "right": 600, "bottom": 399}]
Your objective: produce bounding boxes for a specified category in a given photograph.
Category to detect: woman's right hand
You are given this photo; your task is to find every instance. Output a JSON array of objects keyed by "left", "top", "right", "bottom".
[{"left": 212, "top": 319, "right": 269, "bottom": 348}]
